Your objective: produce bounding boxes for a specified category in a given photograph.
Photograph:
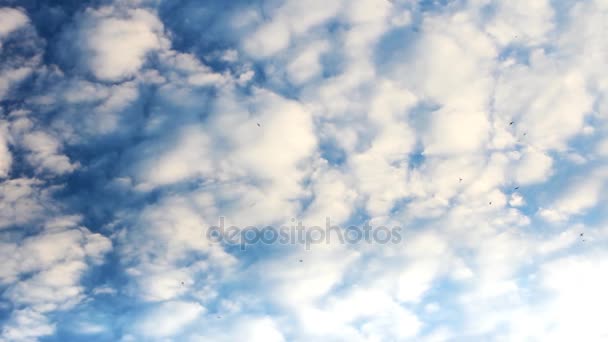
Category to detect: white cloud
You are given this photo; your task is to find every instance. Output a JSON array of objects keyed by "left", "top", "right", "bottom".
[
  {"left": 243, "top": 0, "right": 344, "bottom": 57},
  {"left": 3, "top": 0, "right": 608, "bottom": 340},
  {"left": 1, "top": 308, "right": 55, "bottom": 342},
  {"left": 0, "top": 121, "right": 11, "bottom": 178},
  {"left": 134, "top": 301, "right": 205, "bottom": 338},
  {"left": 74, "top": 322, "right": 107, "bottom": 335},
  {"left": 192, "top": 316, "right": 286, "bottom": 342},
  {"left": 512, "top": 147, "right": 553, "bottom": 185},
  {"left": 494, "top": 50, "right": 593, "bottom": 151},
  {"left": 539, "top": 168, "right": 608, "bottom": 223},
  {"left": 596, "top": 138, "right": 608, "bottom": 157},
  {"left": 537, "top": 253, "right": 608, "bottom": 340},
  {"left": 0, "top": 215, "right": 111, "bottom": 341},
  {"left": 287, "top": 40, "right": 329, "bottom": 84},
  {"left": 20, "top": 131, "right": 78, "bottom": 175},
  {"left": 0, "top": 8, "right": 38, "bottom": 101},
  {"left": 0, "top": 7, "right": 28, "bottom": 40},
  {"left": 79, "top": 7, "right": 166, "bottom": 81},
  {"left": 244, "top": 18, "right": 291, "bottom": 58},
  {"left": 0, "top": 67, "right": 34, "bottom": 101},
  {"left": 509, "top": 192, "right": 525, "bottom": 207},
  {"left": 484, "top": 0, "right": 555, "bottom": 46},
  {"left": 0, "top": 178, "right": 47, "bottom": 229}
]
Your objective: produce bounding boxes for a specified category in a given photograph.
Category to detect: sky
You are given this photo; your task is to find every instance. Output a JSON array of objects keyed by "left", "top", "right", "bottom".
[{"left": 0, "top": 0, "right": 607, "bottom": 341}]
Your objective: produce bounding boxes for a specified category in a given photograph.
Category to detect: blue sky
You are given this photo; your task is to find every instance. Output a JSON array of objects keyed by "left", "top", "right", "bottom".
[{"left": 1, "top": 0, "right": 608, "bottom": 341}]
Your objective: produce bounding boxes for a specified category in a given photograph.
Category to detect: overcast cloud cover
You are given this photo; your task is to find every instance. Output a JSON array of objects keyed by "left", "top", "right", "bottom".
[{"left": 0, "top": 0, "right": 607, "bottom": 341}]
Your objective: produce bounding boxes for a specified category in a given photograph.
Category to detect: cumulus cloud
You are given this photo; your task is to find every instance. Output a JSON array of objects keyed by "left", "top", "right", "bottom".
[
  {"left": 20, "top": 130, "right": 79, "bottom": 175},
  {"left": 0, "top": 178, "right": 48, "bottom": 229},
  {"left": 0, "top": 7, "right": 29, "bottom": 40},
  {"left": 0, "top": 8, "right": 38, "bottom": 100},
  {"left": 0, "top": 121, "right": 12, "bottom": 178},
  {"left": 1, "top": 0, "right": 608, "bottom": 340},
  {"left": 78, "top": 6, "right": 166, "bottom": 81},
  {"left": 0, "top": 215, "right": 112, "bottom": 340}
]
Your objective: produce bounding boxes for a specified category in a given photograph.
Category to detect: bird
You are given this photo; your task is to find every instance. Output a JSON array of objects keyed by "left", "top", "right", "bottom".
[
  {"left": 299, "top": 259, "right": 303, "bottom": 262},
  {"left": 459, "top": 178, "right": 463, "bottom": 182},
  {"left": 489, "top": 201, "right": 492, "bottom": 205},
  {"left": 509, "top": 121, "right": 514, "bottom": 125},
  {"left": 257, "top": 123, "right": 261, "bottom": 127},
  {"left": 580, "top": 233, "right": 584, "bottom": 237},
  {"left": 514, "top": 187, "right": 519, "bottom": 190},
  {"left": 523, "top": 132, "right": 527, "bottom": 136}
]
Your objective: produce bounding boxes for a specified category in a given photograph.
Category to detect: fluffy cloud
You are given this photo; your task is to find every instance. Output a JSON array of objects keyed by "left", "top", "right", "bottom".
[
  {"left": 0, "top": 215, "right": 112, "bottom": 340},
  {"left": 0, "top": 178, "right": 47, "bottom": 229},
  {"left": 1, "top": 0, "right": 608, "bottom": 340},
  {"left": 0, "top": 7, "right": 28, "bottom": 40},
  {"left": 0, "top": 121, "right": 11, "bottom": 178},
  {"left": 78, "top": 6, "right": 166, "bottom": 81},
  {"left": 243, "top": 0, "right": 344, "bottom": 57},
  {"left": 0, "top": 7, "right": 38, "bottom": 100}
]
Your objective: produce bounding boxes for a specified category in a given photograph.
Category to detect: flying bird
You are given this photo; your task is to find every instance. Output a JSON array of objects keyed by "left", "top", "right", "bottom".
[
  {"left": 580, "top": 233, "right": 584, "bottom": 237},
  {"left": 299, "top": 259, "right": 303, "bottom": 262},
  {"left": 509, "top": 121, "right": 514, "bottom": 125},
  {"left": 459, "top": 178, "right": 463, "bottom": 182},
  {"left": 257, "top": 123, "right": 261, "bottom": 127},
  {"left": 514, "top": 187, "right": 519, "bottom": 190},
  {"left": 489, "top": 201, "right": 492, "bottom": 205}
]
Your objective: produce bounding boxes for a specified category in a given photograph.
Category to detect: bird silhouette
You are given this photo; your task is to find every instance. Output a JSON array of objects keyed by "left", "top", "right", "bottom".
[{"left": 257, "top": 123, "right": 261, "bottom": 127}]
